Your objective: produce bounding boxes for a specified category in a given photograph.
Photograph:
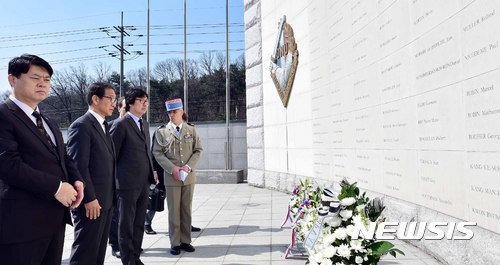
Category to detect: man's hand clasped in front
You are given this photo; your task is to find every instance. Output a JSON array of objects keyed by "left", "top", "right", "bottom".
[{"left": 54, "top": 180, "right": 84, "bottom": 209}]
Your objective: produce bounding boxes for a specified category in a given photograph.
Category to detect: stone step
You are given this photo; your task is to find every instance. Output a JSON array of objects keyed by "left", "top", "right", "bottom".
[{"left": 196, "top": 169, "right": 245, "bottom": 184}]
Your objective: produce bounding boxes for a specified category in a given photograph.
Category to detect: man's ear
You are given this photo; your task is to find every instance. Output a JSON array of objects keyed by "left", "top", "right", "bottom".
[
  {"left": 7, "top": 74, "right": 16, "bottom": 88},
  {"left": 91, "top": 95, "right": 100, "bottom": 105}
]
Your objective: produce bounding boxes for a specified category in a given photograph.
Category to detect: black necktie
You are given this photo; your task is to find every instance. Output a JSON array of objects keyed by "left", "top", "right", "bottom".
[
  {"left": 103, "top": 121, "right": 111, "bottom": 138},
  {"left": 103, "top": 120, "right": 109, "bottom": 134},
  {"left": 139, "top": 119, "right": 144, "bottom": 135},
  {"left": 32, "top": 111, "right": 55, "bottom": 148},
  {"left": 176, "top": 126, "right": 180, "bottom": 133}
]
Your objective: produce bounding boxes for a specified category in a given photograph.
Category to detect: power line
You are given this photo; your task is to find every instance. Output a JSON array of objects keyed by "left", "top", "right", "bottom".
[
  {"left": 0, "top": 46, "right": 111, "bottom": 60},
  {"left": 134, "top": 40, "right": 244, "bottom": 46},
  {"left": 0, "top": 27, "right": 112, "bottom": 42},
  {"left": 0, "top": 36, "right": 111, "bottom": 49}
]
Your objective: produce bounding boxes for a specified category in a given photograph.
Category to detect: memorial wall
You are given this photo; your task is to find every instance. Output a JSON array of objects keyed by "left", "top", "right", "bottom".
[{"left": 245, "top": 0, "right": 500, "bottom": 262}]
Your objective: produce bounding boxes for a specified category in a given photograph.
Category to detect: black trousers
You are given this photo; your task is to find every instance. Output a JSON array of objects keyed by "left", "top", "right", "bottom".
[
  {"left": 69, "top": 207, "right": 113, "bottom": 265},
  {"left": 0, "top": 224, "right": 65, "bottom": 265},
  {"left": 109, "top": 205, "right": 120, "bottom": 250},
  {"left": 118, "top": 186, "right": 149, "bottom": 265}
]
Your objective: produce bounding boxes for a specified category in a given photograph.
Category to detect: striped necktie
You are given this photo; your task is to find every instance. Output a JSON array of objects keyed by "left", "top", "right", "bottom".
[{"left": 32, "top": 111, "right": 55, "bottom": 148}]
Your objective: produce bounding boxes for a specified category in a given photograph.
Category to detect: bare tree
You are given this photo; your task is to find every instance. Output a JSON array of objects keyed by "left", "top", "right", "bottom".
[
  {"left": 187, "top": 59, "right": 199, "bottom": 80},
  {"left": 215, "top": 51, "right": 226, "bottom": 71},
  {"left": 153, "top": 59, "right": 177, "bottom": 82},
  {"left": 67, "top": 64, "right": 90, "bottom": 106},
  {"left": 234, "top": 53, "right": 245, "bottom": 71},
  {"left": 174, "top": 58, "right": 184, "bottom": 80},
  {"left": 93, "top": 62, "right": 112, "bottom": 82},
  {"left": 127, "top": 67, "right": 147, "bottom": 89},
  {"left": 199, "top": 51, "right": 215, "bottom": 75},
  {"left": 175, "top": 58, "right": 199, "bottom": 81},
  {"left": 48, "top": 72, "right": 76, "bottom": 124}
]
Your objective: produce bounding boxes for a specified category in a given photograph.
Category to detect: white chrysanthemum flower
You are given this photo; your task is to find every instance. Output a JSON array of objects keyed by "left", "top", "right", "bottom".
[
  {"left": 340, "top": 209, "right": 352, "bottom": 220},
  {"left": 345, "top": 224, "right": 356, "bottom": 237},
  {"left": 340, "top": 197, "right": 356, "bottom": 206},
  {"left": 351, "top": 214, "right": 363, "bottom": 225},
  {"left": 364, "top": 256, "right": 368, "bottom": 261},
  {"left": 350, "top": 240, "right": 365, "bottom": 252},
  {"left": 307, "top": 256, "right": 319, "bottom": 265},
  {"left": 322, "top": 233, "right": 336, "bottom": 245},
  {"left": 311, "top": 251, "right": 324, "bottom": 263},
  {"left": 337, "top": 243, "right": 351, "bottom": 258},
  {"left": 333, "top": 227, "right": 348, "bottom": 240},
  {"left": 327, "top": 216, "right": 342, "bottom": 227},
  {"left": 355, "top": 256, "right": 364, "bottom": 264},
  {"left": 321, "top": 258, "right": 333, "bottom": 265},
  {"left": 323, "top": 245, "right": 337, "bottom": 258}
]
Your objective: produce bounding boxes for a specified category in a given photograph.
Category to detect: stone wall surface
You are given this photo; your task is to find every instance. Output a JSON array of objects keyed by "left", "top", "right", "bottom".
[{"left": 244, "top": 0, "right": 500, "bottom": 264}]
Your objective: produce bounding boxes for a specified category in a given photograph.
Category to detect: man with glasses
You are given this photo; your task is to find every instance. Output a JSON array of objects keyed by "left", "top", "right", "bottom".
[
  {"left": 111, "top": 89, "right": 155, "bottom": 265},
  {"left": 66, "top": 82, "right": 117, "bottom": 265},
  {"left": 0, "top": 54, "right": 84, "bottom": 264}
]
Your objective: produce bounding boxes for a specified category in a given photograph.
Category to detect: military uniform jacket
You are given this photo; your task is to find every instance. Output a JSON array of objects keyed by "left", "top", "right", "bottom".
[{"left": 152, "top": 121, "right": 202, "bottom": 186}]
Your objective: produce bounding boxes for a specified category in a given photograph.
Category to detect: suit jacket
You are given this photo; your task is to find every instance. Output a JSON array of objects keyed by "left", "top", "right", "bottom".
[
  {"left": 110, "top": 113, "right": 154, "bottom": 189},
  {"left": 0, "top": 99, "right": 83, "bottom": 244},
  {"left": 66, "top": 112, "right": 115, "bottom": 211},
  {"left": 152, "top": 121, "right": 202, "bottom": 186}
]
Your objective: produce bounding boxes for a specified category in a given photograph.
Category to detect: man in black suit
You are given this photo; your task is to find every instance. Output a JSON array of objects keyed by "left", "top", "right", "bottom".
[
  {"left": 66, "top": 82, "right": 117, "bottom": 265},
  {"left": 109, "top": 96, "right": 126, "bottom": 258},
  {"left": 0, "top": 54, "right": 84, "bottom": 264},
  {"left": 111, "top": 89, "right": 155, "bottom": 265}
]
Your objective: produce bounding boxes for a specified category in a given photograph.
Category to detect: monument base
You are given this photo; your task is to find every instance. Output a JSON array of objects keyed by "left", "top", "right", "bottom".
[{"left": 196, "top": 169, "right": 245, "bottom": 184}]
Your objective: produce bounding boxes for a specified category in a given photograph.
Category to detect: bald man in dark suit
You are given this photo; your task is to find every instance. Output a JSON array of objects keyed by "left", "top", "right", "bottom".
[{"left": 0, "top": 54, "right": 84, "bottom": 264}]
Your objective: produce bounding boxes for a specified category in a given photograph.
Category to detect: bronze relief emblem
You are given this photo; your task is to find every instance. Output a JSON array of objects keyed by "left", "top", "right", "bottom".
[{"left": 269, "top": 15, "right": 299, "bottom": 108}]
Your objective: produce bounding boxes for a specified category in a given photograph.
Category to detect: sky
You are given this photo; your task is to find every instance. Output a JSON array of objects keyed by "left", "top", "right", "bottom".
[{"left": 0, "top": 0, "right": 245, "bottom": 93}]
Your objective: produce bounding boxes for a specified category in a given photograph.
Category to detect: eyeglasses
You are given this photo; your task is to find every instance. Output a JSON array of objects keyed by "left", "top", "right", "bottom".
[
  {"left": 136, "top": 98, "right": 149, "bottom": 104},
  {"left": 102, "top": 95, "right": 117, "bottom": 104}
]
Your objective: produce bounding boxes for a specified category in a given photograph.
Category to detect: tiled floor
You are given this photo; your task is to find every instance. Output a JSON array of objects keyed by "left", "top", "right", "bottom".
[{"left": 61, "top": 184, "right": 442, "bottom": 264}]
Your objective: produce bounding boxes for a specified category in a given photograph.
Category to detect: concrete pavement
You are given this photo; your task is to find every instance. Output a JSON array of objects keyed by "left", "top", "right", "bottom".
[{"left": 61, "top": 184, "right": 442, "bottom": 265}]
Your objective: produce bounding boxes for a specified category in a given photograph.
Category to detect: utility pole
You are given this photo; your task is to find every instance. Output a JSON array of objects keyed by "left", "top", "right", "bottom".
[
  {"left": 99, "top": 13, "right": 142, "bottom": 98},
  {"left": 183, "top": 0, "right": 188, "bottom": 116},
  {"left": 225, "top": 0, "right": 232, "bottom": 170},
  {"left": 146, "top": 0, "right": 150, "bottom": 122},
  {"left": 114, "top": 12, "right": 131, "bottom": 98}
]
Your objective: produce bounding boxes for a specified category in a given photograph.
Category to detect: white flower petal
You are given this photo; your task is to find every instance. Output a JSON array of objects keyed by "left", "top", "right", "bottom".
[{"left": 340, "top": 197, "right": 356, "bottom": 206}]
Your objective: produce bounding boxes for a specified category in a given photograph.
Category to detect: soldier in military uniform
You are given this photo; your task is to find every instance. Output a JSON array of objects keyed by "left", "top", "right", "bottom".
[{"left": 152, "top": 98, "right": 202, "bottom": 255}]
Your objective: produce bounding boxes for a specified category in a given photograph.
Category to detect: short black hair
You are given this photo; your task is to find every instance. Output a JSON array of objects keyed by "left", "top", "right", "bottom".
[
  {"left": 86, "top": 82, "right": 115, "bottom": 106},
  {"left": 8, "top": 54, "right": 53, "bottom": 78},
  {"left": 125, "top": 89, "right": 148, "bottom": 112}
]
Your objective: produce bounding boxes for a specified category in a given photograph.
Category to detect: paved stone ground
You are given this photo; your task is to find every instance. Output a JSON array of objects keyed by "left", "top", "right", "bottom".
[{"left": 61, "top": 184, "right": 442, "bottom": 264}]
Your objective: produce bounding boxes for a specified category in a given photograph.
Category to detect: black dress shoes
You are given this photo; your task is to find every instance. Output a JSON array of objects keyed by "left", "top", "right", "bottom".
[
  {"left": 180, "top": 243, "right": 195, "bottom": 252},
  {"left": 145, "top": 225, "right": 157, "bottom": 235},
  {"left": 170, "top": 246, "right": 181, "bottom": 255},
  {"left": 111, "top": 249, "right": 121, "bottom": 258},
  {"left": 191, "top": 226, "right": 201, "bottom": 232}
]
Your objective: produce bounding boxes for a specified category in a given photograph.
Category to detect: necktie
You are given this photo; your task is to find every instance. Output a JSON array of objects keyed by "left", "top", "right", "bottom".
[
  {"left": 176, "top": 126, "right": 180, "bottom": 133},
  {"left": 139, "top": 119, "right": 144, "bottom": 135},
  {"left": 32, "top": 111, "right": 55, "bottom": 148},
  {"left": 103, "top": 120, "right": 109, "bottom": 134},
  {"left": 103, "top": 121, "right": 113, "bottom": 147}
]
